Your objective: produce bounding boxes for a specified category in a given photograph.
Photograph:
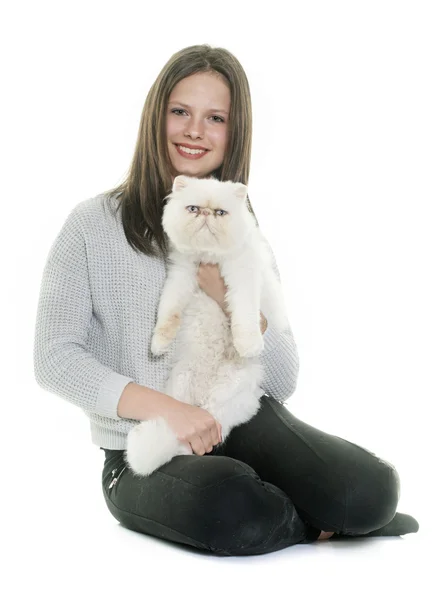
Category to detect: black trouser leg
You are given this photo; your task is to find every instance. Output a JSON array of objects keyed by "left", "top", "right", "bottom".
[
  {"left": 217, "top": 394, "right": 401, "bottom": 535},
  {"left": 100, "top": 394, "right": 405, "bottom": 556},
  {"left": 101, "top": 445, "right": 321, "bottom": 557}
]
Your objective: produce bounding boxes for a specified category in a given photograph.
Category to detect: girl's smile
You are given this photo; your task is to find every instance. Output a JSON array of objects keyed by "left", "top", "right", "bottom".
[{"left": 175, "top": 143, "right": 210, "bottom": 160}]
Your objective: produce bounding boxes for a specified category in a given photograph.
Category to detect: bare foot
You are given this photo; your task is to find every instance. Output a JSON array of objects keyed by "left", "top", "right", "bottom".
[{"left": 318, "top": 530, "right": 334, "bottom": 540}]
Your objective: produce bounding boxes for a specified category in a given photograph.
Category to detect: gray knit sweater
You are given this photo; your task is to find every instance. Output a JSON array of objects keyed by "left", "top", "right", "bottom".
[{"left": 33, "top": 193, "right": 300, "bottom": 449}]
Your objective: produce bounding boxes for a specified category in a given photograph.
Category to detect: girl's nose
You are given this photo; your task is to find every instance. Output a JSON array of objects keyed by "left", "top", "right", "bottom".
[{"left": 185, "top": 117, "right": 205, "bottom": 138}]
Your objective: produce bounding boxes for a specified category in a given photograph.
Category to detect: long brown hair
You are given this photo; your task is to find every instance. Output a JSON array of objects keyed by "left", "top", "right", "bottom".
[{"left": 104, "top": 44, "right": 258, "bottom": 258}]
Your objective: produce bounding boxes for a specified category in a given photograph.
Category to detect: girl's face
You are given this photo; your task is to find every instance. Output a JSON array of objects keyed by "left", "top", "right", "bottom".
[{"left": 166, "top": 71, "right": 230, "bottom": 181}]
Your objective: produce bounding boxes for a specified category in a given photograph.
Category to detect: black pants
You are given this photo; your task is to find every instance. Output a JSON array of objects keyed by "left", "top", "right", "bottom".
[{"left": 101, "top": 394, "right": 400, "bottom": 556}]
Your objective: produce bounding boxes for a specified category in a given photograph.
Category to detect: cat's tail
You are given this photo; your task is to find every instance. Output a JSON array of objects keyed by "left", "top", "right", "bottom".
[{"left": 125, "top": 417, "right": 192, "bottom": 477}]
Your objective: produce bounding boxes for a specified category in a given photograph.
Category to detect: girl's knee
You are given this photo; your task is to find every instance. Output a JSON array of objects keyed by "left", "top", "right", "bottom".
[
  {"left": 344, "top": 462, "right": 401, "bottom": 535},
  {"left": 203, "top": 471, "right": 296, "bottom": 555}
]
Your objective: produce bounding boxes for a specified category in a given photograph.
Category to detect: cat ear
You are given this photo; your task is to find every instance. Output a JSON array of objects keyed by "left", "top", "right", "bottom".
[
  {"left": 233, "top": 183, "right": 248, "bottom": 201},
  {"left": 173, "top": 175, "right": 190, "bottom": 192}
]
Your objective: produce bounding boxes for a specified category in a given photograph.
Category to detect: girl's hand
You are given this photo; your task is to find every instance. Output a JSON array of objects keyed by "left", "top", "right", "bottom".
[
  {"left": 197, "top": 263, "right": 229, "bottom": 315},
  {"left": 196, "top": 263, "right": 267, "bottom": 332}
]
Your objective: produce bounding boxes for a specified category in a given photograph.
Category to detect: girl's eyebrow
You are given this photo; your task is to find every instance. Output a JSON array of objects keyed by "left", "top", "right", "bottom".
[{"left": 168, "top": 100, "right": 229, "bottom": 115}]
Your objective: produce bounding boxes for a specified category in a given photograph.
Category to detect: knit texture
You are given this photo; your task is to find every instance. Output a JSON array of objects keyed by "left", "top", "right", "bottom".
[{"left": 33, "top": 193, "right": 300, "bottom": 449}]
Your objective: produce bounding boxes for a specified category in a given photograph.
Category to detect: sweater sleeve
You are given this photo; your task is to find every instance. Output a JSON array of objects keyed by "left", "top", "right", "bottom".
[
  {"left": 259, "top": 240, "right": 300, "bottom": 404},
  {"left": 33, "top": 204, "right": 134, "bottom": 420}
]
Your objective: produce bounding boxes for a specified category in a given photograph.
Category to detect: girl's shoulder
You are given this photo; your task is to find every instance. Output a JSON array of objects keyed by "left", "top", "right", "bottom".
[{"left": 65, "top": 192, "right": 121, "bottom": 233}]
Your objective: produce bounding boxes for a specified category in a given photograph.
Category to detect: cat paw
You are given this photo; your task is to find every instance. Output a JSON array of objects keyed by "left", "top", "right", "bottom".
[
  {"left": 150, "top": 314, "right": 181, "bottom": 355},
  {"left": 233, "top": 330, "right": 264, "bottom": 358},
  {"left": 151, "top": 332, "right": 172, "bottom": 355}
]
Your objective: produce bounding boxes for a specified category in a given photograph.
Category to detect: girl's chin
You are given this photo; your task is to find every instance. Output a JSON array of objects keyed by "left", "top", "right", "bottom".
[{"left": 172, "top": 164, "right": 213, "bottom": 177}]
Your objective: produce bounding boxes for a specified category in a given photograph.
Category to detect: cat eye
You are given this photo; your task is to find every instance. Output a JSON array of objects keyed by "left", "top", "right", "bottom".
[{"left": 186, "top": 206, "right": 227, "bottom": 216}]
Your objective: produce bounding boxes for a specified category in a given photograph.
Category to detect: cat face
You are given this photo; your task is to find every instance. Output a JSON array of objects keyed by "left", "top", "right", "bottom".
[{"left": 162, "top": 175, "right": 256, "bottom": 254}]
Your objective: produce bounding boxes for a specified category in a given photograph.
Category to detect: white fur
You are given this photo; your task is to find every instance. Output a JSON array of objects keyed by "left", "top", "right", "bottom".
[{"left": 126, "top": 175, "right": 289, "bottom": 476}]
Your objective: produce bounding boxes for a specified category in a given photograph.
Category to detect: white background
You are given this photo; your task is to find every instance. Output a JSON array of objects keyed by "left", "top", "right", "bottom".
[{"left": 3, "top": 1, "right": 433, "bottom": 598}]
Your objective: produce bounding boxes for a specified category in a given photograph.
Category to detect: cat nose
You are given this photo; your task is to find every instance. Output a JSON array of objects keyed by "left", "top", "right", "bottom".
[{"left": 202, "top": 209, "right": 211, "bottom": 216}]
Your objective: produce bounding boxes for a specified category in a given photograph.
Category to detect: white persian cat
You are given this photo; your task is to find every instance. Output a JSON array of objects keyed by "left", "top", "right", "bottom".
[{"left": 126, "top": 175, "right": 289, "bottom": 476}]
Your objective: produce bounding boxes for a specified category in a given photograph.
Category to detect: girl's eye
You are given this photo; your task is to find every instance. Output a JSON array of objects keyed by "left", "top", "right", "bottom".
[
  {"left": 171, "top": 109, "right": 224, "bottom": 123},
  {"left": 186, "top": 206, "right": 199, "bottom": 213}
]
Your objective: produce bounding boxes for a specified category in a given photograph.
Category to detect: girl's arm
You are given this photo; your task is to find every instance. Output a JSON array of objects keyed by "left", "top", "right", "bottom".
[
  {"left": 33, "top": 205, "right": 135, "bottom": 421},
  {"left": 258, "top": 239, "right": 300, "bottom": 403}
]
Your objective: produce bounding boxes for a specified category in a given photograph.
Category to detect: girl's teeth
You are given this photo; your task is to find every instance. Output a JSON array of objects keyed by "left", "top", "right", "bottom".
[{"left": 178, "top": 145, "right": 206, "bottom": 155}]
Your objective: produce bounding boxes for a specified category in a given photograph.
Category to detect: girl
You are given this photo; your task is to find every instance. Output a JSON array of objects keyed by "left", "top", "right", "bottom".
[{"left": 34, "top": 44, "right": 419, "bottom": 556}]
